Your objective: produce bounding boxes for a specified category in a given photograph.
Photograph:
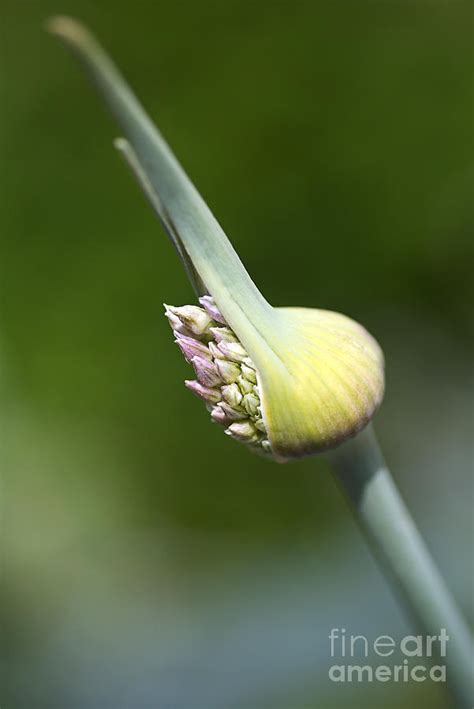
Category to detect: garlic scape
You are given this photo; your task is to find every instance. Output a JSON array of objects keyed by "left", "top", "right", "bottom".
[{"left": 48, "top": 17, "right": 384, "bottom": 461}]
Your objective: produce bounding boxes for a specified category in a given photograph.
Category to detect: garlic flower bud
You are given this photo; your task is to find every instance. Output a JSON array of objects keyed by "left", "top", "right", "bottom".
[{"left": 48, "top": 16, "right": 384, "bottom": 461}]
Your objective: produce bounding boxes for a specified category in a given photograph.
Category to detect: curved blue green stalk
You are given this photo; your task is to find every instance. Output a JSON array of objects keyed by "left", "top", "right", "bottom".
[
  {"left": 328, "top": 426, "right": 473, "bottom": 708},
  {"left": 46, "top": 16, "right": 281, "bottom": 370}
]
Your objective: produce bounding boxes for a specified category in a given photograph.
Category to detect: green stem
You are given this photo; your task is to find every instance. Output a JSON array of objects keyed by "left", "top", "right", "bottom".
[{"left": 327, "top": 425, "right": 473, "bottom": 708}]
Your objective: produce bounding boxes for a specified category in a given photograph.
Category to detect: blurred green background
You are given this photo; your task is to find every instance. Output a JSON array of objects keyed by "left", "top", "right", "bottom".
[{"left": 1, "top": 1, "right": 472, "bottom": 707}]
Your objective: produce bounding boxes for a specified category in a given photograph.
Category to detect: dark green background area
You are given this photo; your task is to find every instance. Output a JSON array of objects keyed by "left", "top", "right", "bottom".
[{"left": 1, "top": 1, "right": 472, "bottom": 708}]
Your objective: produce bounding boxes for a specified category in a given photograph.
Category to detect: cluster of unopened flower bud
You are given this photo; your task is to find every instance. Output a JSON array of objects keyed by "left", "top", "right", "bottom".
[{"left": 165, "top": 296, "right": 271, "bottom": 455}]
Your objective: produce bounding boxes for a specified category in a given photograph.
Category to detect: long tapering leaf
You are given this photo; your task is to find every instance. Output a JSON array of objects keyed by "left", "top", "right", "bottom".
[{"left": 47, "top": 16, "right": 280, "bottom": 361}]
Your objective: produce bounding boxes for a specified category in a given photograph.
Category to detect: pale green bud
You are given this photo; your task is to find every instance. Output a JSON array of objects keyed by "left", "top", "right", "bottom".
[
  {"left": 219, "top": 401, "right": 248, "bottom": 421},
  {"left": 166, "top": 304, "right": 213, "bottom": 337},
  {"left": 215, "top": 359, "right": 241, "bottom": 384},
  {"left": 209, "top": 326, "right": 238, "bottom": 344},
  {"left": 237, "top": 375, "right": 253, "bottom": 395},
  {"left": 242, "top": 392, "right": 260, "bottom": 417},
  {"left": 222, "top": 383, "right": 243, "bottom": 408},
  {"left": 240, "top": 362, "right": 257, "bottom": 383},
  {"left": 164, "top": 304, "right": 194, "bottom": 337},
  {"left": 217, "top": 341, "right": 247, "bottom": 363}
]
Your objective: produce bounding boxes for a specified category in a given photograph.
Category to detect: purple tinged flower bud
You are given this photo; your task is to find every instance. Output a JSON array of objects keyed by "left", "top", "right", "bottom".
[
  {"left": 209, "top": 326, "right": 238, "bottom": 344},
  {"left": 242, "top": 392, "right": 260, "bottom": 417},
  {"left": 208, "top": 341, "right": 225, "bottom": 359},
  {"left": 191, "top": 356, "right": 222, "bottom": 387},
  {"left": 199, "top": 295, "right": 227, "bottom": 324},
  {"left": 226, "top": 420, "right": 259, "bottom": 442},
  {"left": 217, "top": 340, "right": 247, "bottom": 363},
  {"left": 222, "top": 383, "right": 243, "bottom": 408},
  {"left": 166, "top": 304, "right": 213, "bottom": 337},
  {"left": 175, "top": 332, "right": 212, "bottom": 363},
  {"left": 219, "top": 401, "right": 248, "bottom": 420},
  {"left": 215, "top": 358, "right": 241, "bottom": 384},
  {"left": 185, "top": 379, "right": 221, "bottom": 404},
  {"left": 164, "top": 305, "right": 193, "bottom": 337},
  {"left": 210, "top": 405, "right": 230, "bottom": 426},
  {"left": 237, "top": 375, "right": 253, "bottom": 395},
  {"left": 241, "top": 362, "right": 257, "bottom": 383}
]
